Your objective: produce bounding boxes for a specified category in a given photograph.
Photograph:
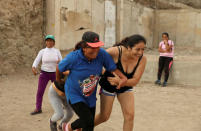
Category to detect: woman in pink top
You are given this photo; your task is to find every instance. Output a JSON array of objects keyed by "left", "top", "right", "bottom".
[{"left": 155, "top": 32, "right": 174, "bottom": 87}]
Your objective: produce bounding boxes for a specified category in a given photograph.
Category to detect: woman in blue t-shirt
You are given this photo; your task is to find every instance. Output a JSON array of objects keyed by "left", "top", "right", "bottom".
[{"left": 56, "top": 31, "right": 127, "bottom": 131}]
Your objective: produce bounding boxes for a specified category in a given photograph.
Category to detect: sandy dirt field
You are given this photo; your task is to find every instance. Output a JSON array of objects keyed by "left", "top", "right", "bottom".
[{"left": 0, "top": 67, "right": 201, "bottom": 131}]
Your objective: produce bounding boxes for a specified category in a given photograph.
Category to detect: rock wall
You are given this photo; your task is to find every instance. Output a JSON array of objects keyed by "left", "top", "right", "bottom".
[{"left": 0, "top": 0, "right": 44, "bottom": 75}]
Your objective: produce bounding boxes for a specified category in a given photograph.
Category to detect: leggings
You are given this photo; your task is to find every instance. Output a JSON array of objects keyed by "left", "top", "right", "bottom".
[
  {"left": 70, "top": 102, "right": 96, "bottom": 131},
  {"left": 36, "top": 71, "right": 55, "bottom": 110},
  {"left": 157, "top": 56, "right": 173, "bottom": 82},
  {"left": 48, "top": 85, "right": 74, "bottom": 126}
]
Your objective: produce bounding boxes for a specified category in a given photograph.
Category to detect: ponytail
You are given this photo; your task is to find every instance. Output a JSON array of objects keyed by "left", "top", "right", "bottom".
[
  {"left": 113, "top": 34, "right": 146, "bottom": 48},
  {"left": 74, "top": 41, "right": 88, "bottom": 51},
  {"left": 113, "top": 37, "right": 129, "bottom": 48}
]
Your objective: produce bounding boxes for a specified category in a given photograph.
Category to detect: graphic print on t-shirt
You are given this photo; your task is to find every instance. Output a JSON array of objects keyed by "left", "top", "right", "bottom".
[{"left": 79, "top": 75, "right": 100, "bottom": 97}]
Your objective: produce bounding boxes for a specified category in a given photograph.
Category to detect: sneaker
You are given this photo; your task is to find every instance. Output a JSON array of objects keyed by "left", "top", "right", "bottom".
[
  {"left": 58, "top": 124, "right": 62, "bottom": 130},
  {"left": 30, "top": 109, "right": 42, "bottom": 115},
  {"left": 154, "top": 80, "right": 161, "bottom": 85},
  {"left": 59, "top": 123, "right": 80, "bottom": 131},
  {"left": 162, "top": 82, "right": 167, "bottom": 87},
  {"left": 50, "top": 119, "right": 57, "bottom": 131}
]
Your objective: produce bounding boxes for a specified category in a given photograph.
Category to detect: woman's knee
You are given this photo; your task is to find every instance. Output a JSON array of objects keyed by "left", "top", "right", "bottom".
[
  {"left": 51, "top": 112, "right": 64, "bottom": 122},
  {"left": 99, "top": 112, "right": 110, "bottom": 122},
  {"left": 82, "top": 115, "right": 94, "bottom": 127},
  {"left": 56, "top": 112, "right": 64, "bottom": 120},
  {"left": 124, "top": 111, "right": 134, "bottom": 122},
  {"left": 164, "top": 69, "right": 169, "bottom": 75},
  {"left": 66, "top": 110, "right": 74, "bottom": 118}
]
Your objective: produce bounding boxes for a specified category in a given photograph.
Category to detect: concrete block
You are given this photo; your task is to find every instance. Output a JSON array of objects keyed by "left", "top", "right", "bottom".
[{"left": 141, "top": 54, "right": 201, "bottom": 87}]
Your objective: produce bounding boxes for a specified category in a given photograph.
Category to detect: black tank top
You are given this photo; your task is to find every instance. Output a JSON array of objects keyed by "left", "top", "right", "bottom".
[
  {"left": 54, "top": 81, "right": 65, "bottom": 92},
  {"left": 99, "top": 46, "right": 142, "bottom": 93},
  {"left": 53, "top": 74, "right": 66, "bottom": 93}
]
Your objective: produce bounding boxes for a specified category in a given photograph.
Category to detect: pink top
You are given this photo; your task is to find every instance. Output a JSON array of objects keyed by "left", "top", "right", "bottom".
[{"left": 159, "top": 40, "right": 174, "bottom": 58}]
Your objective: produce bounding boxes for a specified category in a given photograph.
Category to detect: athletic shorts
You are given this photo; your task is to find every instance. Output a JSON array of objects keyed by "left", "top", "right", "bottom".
[{"left": 100, "top": 88, "right": 133, "bottom": 96}]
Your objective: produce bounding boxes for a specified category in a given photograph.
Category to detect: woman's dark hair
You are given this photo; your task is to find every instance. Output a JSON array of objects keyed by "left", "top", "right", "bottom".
[
  {"left": 74, "top": 40, "right": 89, "bottom": 51},
  {"left": 162, "top": 32, "right": 169, "bottom": 38},
  {"left": 114, "top": 34, "right": 146, "bottom": 48}
]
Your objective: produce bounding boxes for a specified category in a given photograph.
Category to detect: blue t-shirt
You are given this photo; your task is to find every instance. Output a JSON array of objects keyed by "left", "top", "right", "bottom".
[{"left": 58, "top": 48, "right": 116, "bottom": 107}]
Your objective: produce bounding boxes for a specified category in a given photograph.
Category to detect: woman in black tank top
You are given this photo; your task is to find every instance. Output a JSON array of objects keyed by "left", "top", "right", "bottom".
[
  {"left": 99, "top": 46, "right": 143, "bottom": 93},
  {"left": 95, "top": 34, "right": 147, "bottom": 131}
]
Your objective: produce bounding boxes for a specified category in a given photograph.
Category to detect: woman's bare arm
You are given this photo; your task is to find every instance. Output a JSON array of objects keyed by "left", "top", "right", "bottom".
[
  {"left": 106, "top": 47, "right": 119, "bottom": 63},
  {"left": 158, "top": 45, "right": 166, "bottom": 53},
  {"left": 56, "top": 65, "right": 63, "bottom": 83},
  {"left": 111, "top": 69, "right": 127, "bottom": 89},
  {"left": 108, "top": 56, "right": 147, "bottom": 87},
  {"left": 123, "top": 56, "right": 147, "bottom": 86}
]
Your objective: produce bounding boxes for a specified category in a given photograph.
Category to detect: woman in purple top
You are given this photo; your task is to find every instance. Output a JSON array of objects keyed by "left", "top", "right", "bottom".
[{"left": 155, "top": 32, "right": 174, "bottom": 87}]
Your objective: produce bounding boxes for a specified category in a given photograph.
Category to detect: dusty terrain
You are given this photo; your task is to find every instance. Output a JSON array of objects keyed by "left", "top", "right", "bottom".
[{"left": 0, "top": 67, "right": 201, "bottom": 131}]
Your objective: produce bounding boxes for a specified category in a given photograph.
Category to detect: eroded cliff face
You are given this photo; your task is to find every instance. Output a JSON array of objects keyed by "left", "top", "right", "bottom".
[
  {"left": 132, "top": 0, "right": 201, "bottom": 9},
  {"left": 175, "top": 0, "right": 201, "bottom": 9},
  {"left": 0, "top": 0, "right": 44, "bottom": 74}
]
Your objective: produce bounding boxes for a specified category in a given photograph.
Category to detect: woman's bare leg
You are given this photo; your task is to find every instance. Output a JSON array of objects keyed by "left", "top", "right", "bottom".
[
  {"left": 94, "top": 93, "right": 115, "bottom": 126},
  {"left": 117, "top": 91, "right": 134, "bottom": 131}
]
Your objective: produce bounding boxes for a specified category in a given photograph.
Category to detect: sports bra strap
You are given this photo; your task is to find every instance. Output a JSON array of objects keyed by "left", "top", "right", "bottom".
[
  {"left": 131, "top": 55, "right": 143, "bottom": 75},
  {"left": 117, "top": 46, "right": 122, "bottom": 62}
]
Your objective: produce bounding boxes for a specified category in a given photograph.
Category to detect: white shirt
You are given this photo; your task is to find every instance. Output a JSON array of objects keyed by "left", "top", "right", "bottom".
[{"left": 32, "top": 47, "right": 62, "bottom": 72}]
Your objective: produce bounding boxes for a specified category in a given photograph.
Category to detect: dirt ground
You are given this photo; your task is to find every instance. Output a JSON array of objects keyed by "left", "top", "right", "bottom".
[{"left": 0, "top": 67, "right": 201, "bottom": 131}]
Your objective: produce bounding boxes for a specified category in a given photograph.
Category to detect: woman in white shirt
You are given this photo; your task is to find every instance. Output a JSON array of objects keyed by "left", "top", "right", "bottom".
[{"left": 30, "top": 35, "right": 62, "bottom": 115}]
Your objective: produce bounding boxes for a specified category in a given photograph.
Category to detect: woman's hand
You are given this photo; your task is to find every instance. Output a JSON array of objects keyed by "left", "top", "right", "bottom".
[
  {"left": 164, "top": 40, "right": 168, "bottom": 45},
  {"left": 32, "top": 67, "right": 38, "bottom": 75},
  {"left": 107, "top": 74, "right": 120, "bottom": 86},
  {"left": 164, "top": 40, "right": 172, "bottom": 52},
  {"left": 109, "top": 69, "right": 127, "bottom": 89},
  {"left": 63, "top": 70, "right": 70, "bottom": 76}
]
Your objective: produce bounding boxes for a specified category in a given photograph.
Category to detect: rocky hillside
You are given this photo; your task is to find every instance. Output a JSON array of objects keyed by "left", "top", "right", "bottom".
[{"left": 0, "top": 0, "right": 44, "bottom": 75}]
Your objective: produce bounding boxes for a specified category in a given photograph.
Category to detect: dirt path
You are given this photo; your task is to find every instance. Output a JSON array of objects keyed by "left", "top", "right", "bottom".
[{"left": 0, "top": 69, "right": 201, "bottom": 131}]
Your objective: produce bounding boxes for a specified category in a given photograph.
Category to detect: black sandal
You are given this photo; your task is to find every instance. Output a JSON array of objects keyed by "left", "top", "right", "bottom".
[{"left": 30, "top": 109, "right": 42, "bottom": 115}]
